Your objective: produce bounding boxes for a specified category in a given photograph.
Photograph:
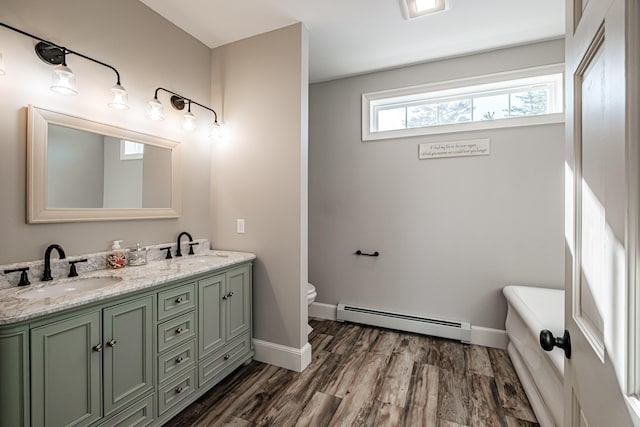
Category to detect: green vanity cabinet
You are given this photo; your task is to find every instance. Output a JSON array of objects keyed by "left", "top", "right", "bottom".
[
  {"left": 225, "top": 265, "right": 251, "bottom": 341},
  {"left": 0, "top": 325, "right": 30, "bottom": 427},
  {"left": 30, "top": 296, "right": 154, "bottom": 427},
  {"left": 102, "top": 296, "right": 154, "bottom": 416},
  {"left": 198, "top": 273, "right": 225, "bottom": 358},
  {"left": 31, "top": 311, "right": 102, "bottom": 427},
  {"left": 197, "top": 264, "right": 252, "bottom": 388},
  {"left": 0, "top": 259, "right": 253, "bottom": 427}
]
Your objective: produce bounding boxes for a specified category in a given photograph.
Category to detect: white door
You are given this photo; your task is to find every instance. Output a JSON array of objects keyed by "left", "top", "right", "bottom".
[{"left": 564, "top": 0, "right": 639, "bottom": 425}]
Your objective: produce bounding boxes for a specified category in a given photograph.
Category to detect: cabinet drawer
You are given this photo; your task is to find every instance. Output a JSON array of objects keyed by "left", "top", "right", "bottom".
[
  {"left": 157, "top": 369, "right": 196, "bottom": 416},
  {"left": 157, "top": 312, "right": 196, "bottom": 353},
  {"left": 158, "top": 339, "right": 196, "bottom": 384},
  {"left": 157, "top": 282, "right": 196, "bottom": 321},
  {"left": 198, "top": 333, "right": 252, "bottom": 387},
  {"left": 98, "top": 394, "right": 154, "bottom": 427}
]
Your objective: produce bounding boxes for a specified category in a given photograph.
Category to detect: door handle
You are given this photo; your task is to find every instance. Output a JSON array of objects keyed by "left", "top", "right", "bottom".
[{"left": 540, "top": 329, "right": 571, "bottom": 359}]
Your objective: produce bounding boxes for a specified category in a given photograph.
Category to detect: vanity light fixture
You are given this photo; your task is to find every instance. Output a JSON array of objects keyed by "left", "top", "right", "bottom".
[
  {"left": 0, "top": 22, "right": 129, "bottom": 109},
  {"left": 148, "top": 87, "right": 222, "bottom": 139},
  {"left": 398, "top": 0, "right": 451, "bottom": 20}
]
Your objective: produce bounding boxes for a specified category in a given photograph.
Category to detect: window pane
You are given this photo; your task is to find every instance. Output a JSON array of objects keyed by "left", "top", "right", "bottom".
[
  {"left": 407, "top": 104, "right": 437, "bottom": 128},
  {"left": 472, "top": 93, "right": 509, "bottom": 121},
  {"left": 508, "top": 89, "right": 549, "bottom": 117},
  {"left": 377, "top": 108, "right": 406, "bottom": 131},
  {"left": 438, "top": 100, "right": 472, "bottom": 124}
]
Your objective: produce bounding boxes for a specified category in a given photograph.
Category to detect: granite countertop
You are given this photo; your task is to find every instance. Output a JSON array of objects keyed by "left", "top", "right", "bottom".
[{"left": 0, "top": 250, "right": 255, "bottom": 326}]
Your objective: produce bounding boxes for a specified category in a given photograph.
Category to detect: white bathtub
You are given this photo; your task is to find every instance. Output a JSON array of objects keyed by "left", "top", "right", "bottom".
[{"left": 503, "top": 285, "right": 564, "bottom": 427}]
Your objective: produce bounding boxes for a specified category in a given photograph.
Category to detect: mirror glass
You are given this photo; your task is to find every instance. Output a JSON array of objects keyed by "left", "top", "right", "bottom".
[{"left": 28, "top": 106, "right": 181, "bottom": 223}]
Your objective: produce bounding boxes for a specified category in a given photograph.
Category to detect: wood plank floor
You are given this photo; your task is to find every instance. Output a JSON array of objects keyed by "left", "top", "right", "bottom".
[{"left": 165, "top": 319, "right": 538, "bottom": 427}]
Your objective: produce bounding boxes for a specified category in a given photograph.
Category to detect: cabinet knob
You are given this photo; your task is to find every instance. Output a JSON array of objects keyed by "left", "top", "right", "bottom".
[
  {"left": 228, "top": 291, "right": 234, "bottom": 298},
  {"left": 175, "top": 296, "right": 184, "bottom": 303},
  {"left": 222, "top": 294, "right": 228, "bottom": 300},
  {"left": 93, "top": 344, "right": 103, "bottom": 352},
  {"left": 107, "top": 339, "right": 117, "bottom": 347},
  {"left": 223, "top": 354, "right": 230, "bottom": 360},
  {"left": 175, "top": 327, "right": 184, "bottom": 334},
  {"left": 175, "top": 386, "right": 184, "bottom": 394},
  {"left": 175, "top": 356, "right": 184, "bottom": 364}
]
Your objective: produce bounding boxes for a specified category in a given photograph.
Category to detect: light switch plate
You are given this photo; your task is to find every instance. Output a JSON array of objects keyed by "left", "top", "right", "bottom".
[{"left": 236, "top": 219, "right": 245, "bottom": 234}]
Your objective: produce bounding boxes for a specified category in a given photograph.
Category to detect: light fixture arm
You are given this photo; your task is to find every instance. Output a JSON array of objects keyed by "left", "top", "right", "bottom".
[
  {"left": 0, "top": 21, "right": 123, "bottom": 85},
  {"left": 154, "top": 87, "right": 219, "bottom": 123}
]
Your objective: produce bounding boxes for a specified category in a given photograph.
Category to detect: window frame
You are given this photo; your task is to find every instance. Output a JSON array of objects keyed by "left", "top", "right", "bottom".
[{"left": 362, "top": 63, "right": 565, "bottom": 141}]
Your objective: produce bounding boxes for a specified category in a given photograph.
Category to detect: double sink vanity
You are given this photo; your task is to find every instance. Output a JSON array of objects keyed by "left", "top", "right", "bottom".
[{"left": 0, "top": 241, "right": 255, "bottom": 427}]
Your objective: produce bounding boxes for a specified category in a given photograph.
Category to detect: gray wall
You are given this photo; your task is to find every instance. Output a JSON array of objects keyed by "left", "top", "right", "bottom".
[
  {"left": 143, "top": 144, "right": 172, "bottom": 208},
  {"left": 309, "top": 40, "right": 566, "bottom": 330},
  {"left": 0, "top": 0, "right": 212, "bottom": 262},
  {"left": 211, "top": 24, "right": 309, "bottom": 349},
  {"left": 103, "top": 136, "right": 143, "bottom": 208},
  {"left": 47, "top": 125, "right": 104, "bottom": 208}
]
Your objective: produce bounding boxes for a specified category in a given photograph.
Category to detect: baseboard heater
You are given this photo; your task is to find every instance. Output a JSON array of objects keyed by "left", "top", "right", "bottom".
[{"left": 336, "top": 303, "right": 471, "bottom": 343}]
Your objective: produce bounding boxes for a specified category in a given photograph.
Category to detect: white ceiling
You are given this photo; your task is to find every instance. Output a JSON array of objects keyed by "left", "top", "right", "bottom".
[{"left": 140, "top": 0, "right": 565, "bottom": 83}]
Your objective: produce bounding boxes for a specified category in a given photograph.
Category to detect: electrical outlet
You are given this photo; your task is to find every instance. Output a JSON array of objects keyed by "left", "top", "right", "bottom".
[{"left": 236, "top": 219, "right": 245, "bottom": 234}]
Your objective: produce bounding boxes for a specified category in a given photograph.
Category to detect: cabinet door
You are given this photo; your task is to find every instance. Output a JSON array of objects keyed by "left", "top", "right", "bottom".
[
  {"left": 31, "top": 311, "right": 102, "bottom": 427},
  {"left": 226, "top": 264, "right": 252, "bottom": 341},
  {"left": 198, "top": 273, "right": 225, "bottom": 359},
  {"left": 0, "top": 326, "right": 29, "bottom": 427},
  {"left": 103, "top": 296, "right": 154, "bottom": 416}
]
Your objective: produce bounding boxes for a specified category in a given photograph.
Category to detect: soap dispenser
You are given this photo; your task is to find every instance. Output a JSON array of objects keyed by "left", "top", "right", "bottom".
[{"left": 107, "top": 240, "right": 126, "bottom": 269}]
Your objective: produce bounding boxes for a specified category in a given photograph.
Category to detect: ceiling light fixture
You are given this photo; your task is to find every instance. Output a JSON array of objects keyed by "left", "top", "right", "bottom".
[
  {"left": 148, "top": 88, "right": 222, "bottom": 139},
  {"left": 0, "top": 22, "right": 129, "bottom": 109},
  {"left": 399, "top": 0, "right": 451, "bottom": 20}
]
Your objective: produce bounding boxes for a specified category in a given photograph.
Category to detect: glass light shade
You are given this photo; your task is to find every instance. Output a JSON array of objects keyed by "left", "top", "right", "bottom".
[
  {"left": 50, "top": 65, "right": 78, "bottom": 95},
  {"left": 108, "top": 84, "right": 129, "bottom": 110},
  {"left": 209, "top": 121, "right": 223, "bottom": 140},
  {"left": 0, "top": 52, "right": 5, "bottom": 76},
  {"left": 183, "top": 111, "right": 196, "bottom": 131},
  {"left": 145, "top": 98, "right": 164, "bottom": 121}
]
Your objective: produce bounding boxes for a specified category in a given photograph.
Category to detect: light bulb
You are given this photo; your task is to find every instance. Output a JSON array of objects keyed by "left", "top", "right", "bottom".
[
  {"left": 183, "top": 111, "right": 196, "bottom": 131},
  {"left": 209, "top": 121, "right": 223, "bottom": 140},
  {"left": 145, "top": 98, "right": 164, "bottom": 121},
  {"left": 50, "top": 65, "right": 78, "bottom": 95},
  {"left": 108, "top": 83, "right": 129, "bottom": 110}
]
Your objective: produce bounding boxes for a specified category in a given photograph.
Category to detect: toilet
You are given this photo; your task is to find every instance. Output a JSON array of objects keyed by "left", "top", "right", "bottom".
[{"left": 306, "top": 283, "right": 317, "bottom": 334}]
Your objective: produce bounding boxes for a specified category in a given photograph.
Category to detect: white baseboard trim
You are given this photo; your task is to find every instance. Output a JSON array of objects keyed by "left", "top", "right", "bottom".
[
  {"left": 470, "top": 326, "right": 508, "bottom": 349},
  {"left": 309, "top": 302, "right": 507, "bottom": 349},
  {"left": 252, "top": 339, "right": 312, "bottom": 372},
  {"left": 309, "top": 302, "right": 337, "bottom": 320}
]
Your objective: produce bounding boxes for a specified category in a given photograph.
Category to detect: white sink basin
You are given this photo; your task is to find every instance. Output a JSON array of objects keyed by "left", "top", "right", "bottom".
[
  {"left": 18, "top": 276, "right": 122, "bottom": 299},
  {"left": 173, "top": 252, "right": 230, "bottom": 266}
]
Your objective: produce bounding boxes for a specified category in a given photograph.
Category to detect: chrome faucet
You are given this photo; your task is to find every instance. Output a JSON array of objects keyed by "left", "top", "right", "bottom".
[
  {"left": 43, "top": 244, "right": 66, "bottom": 281},
  {"left": 175, "top": 232, "right": 193, "bottom": 257}
]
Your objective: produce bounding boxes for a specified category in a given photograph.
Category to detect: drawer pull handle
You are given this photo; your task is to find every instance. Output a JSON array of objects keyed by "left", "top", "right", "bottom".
[
  {"left": 175, "top": 327, "right": 184, "bottom": 334},
  {"left": 93, "top": 344, "right": 103, "bottom": 352},
  {"left": 107, "top": 339, "right": 117, "bottom": 347},
  {"left": 223, "top": 354, "right": 230, "bottom": 360},
  {"left": 175, "top": 386, "right": 184, "bottom": 394},
  {"left": 175, "top": 296, "right": 184, "bottom": 303},
  {"left": 175, "top": 356, "right": 184, "bottom": 363},
  {"left": 223, "top": 292, "right": 235, "bottom": 300}
]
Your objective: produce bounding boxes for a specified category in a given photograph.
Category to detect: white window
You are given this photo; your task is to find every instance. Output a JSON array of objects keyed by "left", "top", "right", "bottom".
[
  {"left": 362, "top": 64, "right": 564, "bottom": 141},
  {"left": 120, "top": 140, "right": 144, "bottom": 160}
]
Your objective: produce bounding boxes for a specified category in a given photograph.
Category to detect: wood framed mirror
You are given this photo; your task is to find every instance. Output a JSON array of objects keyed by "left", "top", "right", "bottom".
[{"left": 27, "top": 105, "right": 182, "bottom": 223}]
